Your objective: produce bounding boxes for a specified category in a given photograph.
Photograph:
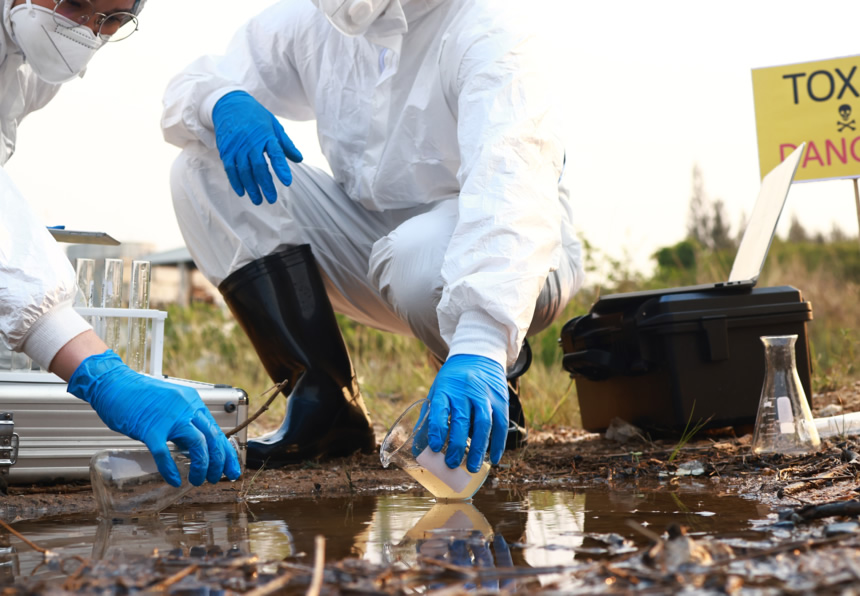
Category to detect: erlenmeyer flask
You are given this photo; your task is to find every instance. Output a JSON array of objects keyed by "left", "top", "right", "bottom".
[{"left": 751, "top": 335, "right": 820, "bottom": 455}]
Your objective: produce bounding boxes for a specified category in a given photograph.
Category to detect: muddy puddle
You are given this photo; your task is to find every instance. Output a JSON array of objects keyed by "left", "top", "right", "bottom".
[{"left": 0, "top": 485, "right": 775, "bottom": 591}]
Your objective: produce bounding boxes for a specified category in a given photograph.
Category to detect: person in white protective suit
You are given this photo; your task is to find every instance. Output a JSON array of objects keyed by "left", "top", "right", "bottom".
[
  {"left": 162, "top": 0, "right": 585, "bottom": 473},
  {"left": 0, "top": 0, "right": 241, "bottom": 488}
]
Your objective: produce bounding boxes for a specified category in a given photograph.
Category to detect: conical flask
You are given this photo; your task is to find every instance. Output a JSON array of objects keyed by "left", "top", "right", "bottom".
[{"left": 751, "top": 335, "right": 820, "bottom": 455}]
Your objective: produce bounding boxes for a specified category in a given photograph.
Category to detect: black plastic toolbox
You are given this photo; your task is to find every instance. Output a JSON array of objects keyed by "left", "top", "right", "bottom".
[{"left": 560, "top": 285, "right": 813, "bottom": 433}]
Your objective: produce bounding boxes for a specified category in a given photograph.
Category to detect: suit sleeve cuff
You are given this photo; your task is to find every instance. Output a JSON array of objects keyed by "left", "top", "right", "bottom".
[
  {"left": 447, "top": 310, "right": 510, "bottom": 369},
  {"left": 200, "top": 86, "right": 248, "bottom": 130},
  {"left": 20, "top": 304, "right": 92, "bottom": 370}
]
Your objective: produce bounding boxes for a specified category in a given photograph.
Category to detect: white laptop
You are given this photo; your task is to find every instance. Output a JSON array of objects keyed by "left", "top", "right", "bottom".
[{"left": 594, "top": 143, "right": 805, "bottom": 311}]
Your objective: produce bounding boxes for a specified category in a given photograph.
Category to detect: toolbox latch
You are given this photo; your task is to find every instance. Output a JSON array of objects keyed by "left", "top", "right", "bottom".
[
  {"left": 701, "top": 316, "right": 729, "bottom": 362},
  {"left": 0, "top": 413, "right": 19, "bottom": 475}
]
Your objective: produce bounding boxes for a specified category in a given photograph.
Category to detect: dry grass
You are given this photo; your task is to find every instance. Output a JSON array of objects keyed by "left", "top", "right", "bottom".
[
  {"left": 160, "top": 242, "right": 860, "bottom": 437},
  {"left": 758, "top": 255, "right": 860, "bottom": 392}
]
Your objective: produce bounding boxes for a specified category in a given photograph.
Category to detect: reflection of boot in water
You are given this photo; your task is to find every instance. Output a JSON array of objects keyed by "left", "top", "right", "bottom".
[{"left": 219, "top": 244, "right": 376, "bottom": 469}]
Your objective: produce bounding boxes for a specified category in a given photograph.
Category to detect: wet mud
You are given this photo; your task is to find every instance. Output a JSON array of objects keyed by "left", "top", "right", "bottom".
[{"left": 1, "top": 388, "right": 860, "bottom": 593}]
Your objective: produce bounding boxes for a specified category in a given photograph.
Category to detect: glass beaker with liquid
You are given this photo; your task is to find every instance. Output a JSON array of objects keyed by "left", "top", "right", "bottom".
[
  {"left": 380, "top": 398, "right": 490, "bottom": 501},
  {"left": 751, "top": 335, "right": 820, "bottom": 455}
]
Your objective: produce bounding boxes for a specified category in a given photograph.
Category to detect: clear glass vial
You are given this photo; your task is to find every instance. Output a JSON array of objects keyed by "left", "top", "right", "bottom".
[
  {"left": 90, "top": 437, "right": 241, "bottom": 519},
  {"left": 380, "top": 398, "right": 490, "bottom": 501},
  {"left": 751, "top": 335, "right": 820, "bottom": 455}
]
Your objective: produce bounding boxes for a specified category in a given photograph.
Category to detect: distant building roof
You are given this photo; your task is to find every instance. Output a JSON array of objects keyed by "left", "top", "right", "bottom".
[{"left": 140, "top": 246, "right": 195, "bottom": 266}]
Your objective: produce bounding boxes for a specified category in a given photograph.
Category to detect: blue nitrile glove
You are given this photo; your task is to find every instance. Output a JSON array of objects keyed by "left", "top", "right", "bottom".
[
  {"left": 68, "top": 351, "right": 242, "bottom": 488},
  {"left": 426, "top": 354, "right": 509, "bottom": 473},
  {"left": 212, "top": 90, "right": 303, "bottom": 206}
]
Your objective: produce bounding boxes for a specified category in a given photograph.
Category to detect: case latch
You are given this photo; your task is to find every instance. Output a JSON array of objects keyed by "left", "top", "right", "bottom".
[{"left": 0, "top": 413, "right": 19, "bottom": 475}]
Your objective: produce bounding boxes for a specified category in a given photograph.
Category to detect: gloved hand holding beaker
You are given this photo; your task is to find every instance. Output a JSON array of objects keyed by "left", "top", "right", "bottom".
[
  {"left": 212, "top": 90, "right": 303, "bottom": 205},
  {"left": 68, "top": 350, "right": 242, "bottom": 487},
  {"left": 426, "top": 354, "right": 509, "bottom": 472}
]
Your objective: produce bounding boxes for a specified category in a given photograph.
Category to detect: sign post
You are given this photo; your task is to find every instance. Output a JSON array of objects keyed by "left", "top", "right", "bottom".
[{"left": 752, "top": 55, "right": 860, "bottom": 238}]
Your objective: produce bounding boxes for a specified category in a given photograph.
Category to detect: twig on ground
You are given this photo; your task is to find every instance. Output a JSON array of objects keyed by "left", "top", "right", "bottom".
[
  {"left": 0, "top": 518, "right": 48, "bottom": 554},
  {"left": 150, "top": 564, "right": 199, "bottom": 591},
  {"left": 307, "top": 535, "right": 326, "bottom": 596},
  {"left": 244, "top": 570, "right": 295, "bottom": 596},
  {"left": 226, "top": 380, "right": 289, "bottom": 438}
]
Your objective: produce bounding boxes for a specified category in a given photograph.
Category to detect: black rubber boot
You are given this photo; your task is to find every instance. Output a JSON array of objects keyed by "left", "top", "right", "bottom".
[
  {"left": 505, "top": 340, "right": 531, "bottom": 450},
  {"left": 218, "top": 244, "right": 376, "bottom": 469}
]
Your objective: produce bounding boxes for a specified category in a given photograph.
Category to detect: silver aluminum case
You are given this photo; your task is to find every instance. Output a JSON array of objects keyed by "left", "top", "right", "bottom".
[{"left": 0, "top": 371, "right": 248, "bottom": 484}]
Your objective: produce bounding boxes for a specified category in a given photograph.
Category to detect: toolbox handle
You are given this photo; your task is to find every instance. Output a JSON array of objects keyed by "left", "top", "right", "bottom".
[{"left": 562, "top": 349, "right": 614, "bottom": 380}]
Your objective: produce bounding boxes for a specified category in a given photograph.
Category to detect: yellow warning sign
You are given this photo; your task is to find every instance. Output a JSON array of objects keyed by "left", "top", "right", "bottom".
[{"left": 752, "top": 55, "right": 860, "bottom": 181}]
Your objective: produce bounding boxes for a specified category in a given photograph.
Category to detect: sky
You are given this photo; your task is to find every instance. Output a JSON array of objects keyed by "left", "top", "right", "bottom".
[{"left": 7, "top": 0, "right": 860, "bottom": 277}]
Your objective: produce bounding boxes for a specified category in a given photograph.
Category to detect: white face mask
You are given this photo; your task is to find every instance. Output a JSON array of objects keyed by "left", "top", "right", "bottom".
[
  {"left": 312, "top": 0, "right": 392, "bottom": 36},
  {"left": 9, "top": 2, "right": 103, "bottom": 84}
]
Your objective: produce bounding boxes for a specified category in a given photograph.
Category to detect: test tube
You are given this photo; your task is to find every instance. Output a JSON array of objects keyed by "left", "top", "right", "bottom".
[
  {"left": 74, "top": 258, "right": 96, "bottom": 337},
  {"left": 74, "top": 258, "right": 96, "bottom": 307},
  {"left": 127, "top": 260, "right": 151, "bottom": 373},
  {"left": 101, "top": 258, "right": 124, "bottom": 354}
]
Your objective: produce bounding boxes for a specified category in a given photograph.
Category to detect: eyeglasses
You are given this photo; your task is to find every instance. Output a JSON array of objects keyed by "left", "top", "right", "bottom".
[{"left": 52, "top": 0, "right": 139, "bottom": 42}]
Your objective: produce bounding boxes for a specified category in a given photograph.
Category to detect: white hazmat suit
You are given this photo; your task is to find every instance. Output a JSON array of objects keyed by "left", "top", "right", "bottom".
[
  {"left": 0, "top": 0, "right": 90, "bottom": 369},
  {"left": 163, "top": 0, "right": 584, "bottom": 369}
]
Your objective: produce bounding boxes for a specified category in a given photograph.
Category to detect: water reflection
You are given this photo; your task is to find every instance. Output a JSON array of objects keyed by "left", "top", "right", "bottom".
[
  {"left": 523, "top": 491, "right": 586, "bottom": 585},
  {"left": 0, "top": 487, "right": 767, "bottom": 586}
]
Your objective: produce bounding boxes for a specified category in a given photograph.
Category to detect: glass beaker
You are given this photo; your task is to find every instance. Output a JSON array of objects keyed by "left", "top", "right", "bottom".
[
  {"left": 751, "top": 335, "right": 820, "bottom": 455},
  {"left": 100, "top": 258, "right": 124, "bottom": 353},
  {"left": 380, "top": 399, "right": 490, "bottom": 501},
  {"left": 127, "top": 260, "right": 151, "bottom": 372},
  {"left": 90, "top": 437, "right": 242, "bottom": 519}
]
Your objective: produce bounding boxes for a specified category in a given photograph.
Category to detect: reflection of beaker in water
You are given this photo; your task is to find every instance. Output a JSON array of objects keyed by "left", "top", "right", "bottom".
[
  {"left": 399, "top": 501, "right": 508, "bottom": 590},
  {"left": 380, "top": 399, "right": 490, "bottom": 501},
  {"left": 393, "top": 502, "right": 493, "bottom": 565},
  {"left": 751, "top": 335, "right": 820, "bottom": 456},
  {"left": 405, "top": 502, "right": 493, "bottom": 543},
  {"left": 93, "top": 508, "right": 253, "bottom": 561},
  {"left": 92, "top": 517, "right": 169, "bottom": 560}
]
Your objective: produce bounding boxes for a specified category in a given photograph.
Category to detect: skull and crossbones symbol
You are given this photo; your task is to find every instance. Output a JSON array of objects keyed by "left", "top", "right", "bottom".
[{"left": 838, "top": 104, "right": 856, "bottom": 132}]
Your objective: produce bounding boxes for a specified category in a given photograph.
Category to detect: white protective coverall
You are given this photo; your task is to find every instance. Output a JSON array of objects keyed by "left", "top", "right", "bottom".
[
  {"left": 163, "top": 0, "right": 584, "bottom": 369},
  {"left": 0, "top": 1, "right": 91, "bottom": 368}
]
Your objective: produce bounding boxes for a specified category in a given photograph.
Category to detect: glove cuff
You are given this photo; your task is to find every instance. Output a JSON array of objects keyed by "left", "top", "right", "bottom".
[
  {"left": 203, "top": 87, "right": 248, "bottom": 130},
  {"left": 67, "top": 350, "right": 125, "bottom": 404}
]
